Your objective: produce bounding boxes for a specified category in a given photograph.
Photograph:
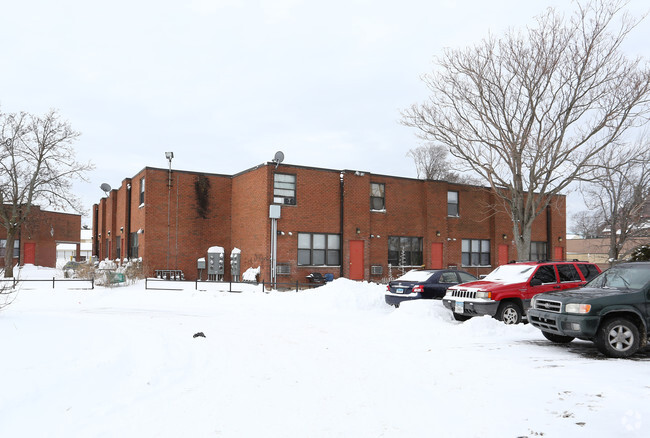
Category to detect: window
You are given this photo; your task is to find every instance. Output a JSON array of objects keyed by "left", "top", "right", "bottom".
[
  {"left": 298, "top": 233, "right": 340, "bottom": 266},
  {"left": 462, "top": 239, "right": 490, "bottom": 266},
  {"left": 370, "top": 183, "right": 385, "bottom": 211},
  {"left": 530, "top": 241, "right": 548, "bottom": 261},
  {"left": 577, "top": 264, "right": 600, "bottom": 281},
  {"left": 532, "top": 265, "right": 557, "bottom": 284},
  {"left": 458, "top": 272, "right": 476, "bottom": 283},
  {"left": 0, "top": 239, "right": 19, "bottom": 258},
  {"left": 139, "top": 177, "right": 145, "bottom": 205},
  {"left": 440, "top": 272, "right": 459, "bottom": 284},
  {"left": 388, "top": 236, "right": 423, "bottom": 267},
  {"left": 274, "top": 173, "right": 296, "bottom": 205},
  {"left": 447, "top": 191, "right": 459, "bottom": 216},
  {"left": 116, "top": 236, "right": 121, "bottom": 260},
  {"left": 129, "top": 232, "right": 139, "bottom": 259},
  {"left": 106, "top": 238, "right": 110, "bottom": 259},
  {"left": 557, "top": 264, "right": 581, "bottom": 282}
]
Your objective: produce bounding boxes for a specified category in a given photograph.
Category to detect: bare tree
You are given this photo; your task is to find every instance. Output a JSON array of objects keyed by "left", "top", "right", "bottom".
[
  {"left": 580, "top": 135, "right": 650, "bottom": 263},
  {"left": 407, "top": 143, "right": 481, "bottom": 184},
  {"left": 570, "top": 210, "right": 603, "bottom": 238},
  {"left": 402, "top": 0, "right": 650, "bottom": 260},
  {"left": 0, "top": 109, "right": 93, "bottom": 277}
]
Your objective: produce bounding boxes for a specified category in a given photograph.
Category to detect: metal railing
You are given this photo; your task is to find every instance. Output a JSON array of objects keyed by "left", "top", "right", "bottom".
[
  {"left": 144, "top": 278, "right": 326, "bottom": 292},
  {"left": 0, "top": 278, "right": 95, "bottom": 290}
]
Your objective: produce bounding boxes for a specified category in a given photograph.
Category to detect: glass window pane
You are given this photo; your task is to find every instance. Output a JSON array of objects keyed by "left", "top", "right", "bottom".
[
  {"left": 462, "top": 239, "right": 470, "bottom": 252},
  {"left": 462, "top": 253, "right": 470, "bottom": 266},
  {"left": 480, "top": 253, "right": 490, "bottom": 266},
  {"left": 327, "top": 250, "right": 340, "bottom": 265},
  {"left": 447, "top": 191, "right": 458, "bottom": 203},
  {"left": 313, "top": 250, "right": 325, "bottom": 265},
  {"left": 328, "top": 234, "right": 340, "bottom": 249},
  {"left": 298, "top": 233, "right": 311, "bottom": 249},
  {"left": 298, "top": 249, "right": 311, "bottom": 265},
  {"left": 388, "top": 237, "right": 399, "bottom": 251},
  {"left": 482, "top": 240, "right": 490, "bottom": 252},
  {"left": 471, "top": 240, "right": 480, "bottom": 252},
  {"left": 313, "top": 234, "right": 326, "bottom": 249}
]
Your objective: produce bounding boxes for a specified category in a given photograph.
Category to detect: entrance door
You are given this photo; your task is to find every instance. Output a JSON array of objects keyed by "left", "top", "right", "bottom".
[
  {"left": 349, "top": 240, "right": 364, "bottom": 280},
  {"left": 24, "top": 242, "right": 36, "bottom": 265},
  {"left": 431, "top": 242, "right": 443, "bottom": 269},
  {"left": 498, "top": 244, "right": 509, "bottom": 266},
  {"left": 554, "top": 246, "right": 564, "bottom": 261}
]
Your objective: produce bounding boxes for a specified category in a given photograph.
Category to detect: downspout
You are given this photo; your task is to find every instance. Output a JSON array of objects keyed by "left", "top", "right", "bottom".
[
  {"left": 126, "top": 182, "right": 132, "bottom": 259},
  {"left": 339, "top": 171, "right": 344, "bottom": 278},
  {"left": 546, "top": 206, "right": 552, "bottom": 260}
]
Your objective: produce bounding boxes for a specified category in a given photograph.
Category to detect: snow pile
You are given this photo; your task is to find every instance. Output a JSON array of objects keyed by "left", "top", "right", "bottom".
[
  {"left": 1, "top": 267, "right": 649, "bottom": 438},
  {"left": 242, "top": 266, "right": 260, "bottom": 282}
]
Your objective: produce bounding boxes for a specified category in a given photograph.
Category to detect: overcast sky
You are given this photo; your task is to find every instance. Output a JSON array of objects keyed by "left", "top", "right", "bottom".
[{"left": 2, "top": 0, "right": 649, "bottom": 226}]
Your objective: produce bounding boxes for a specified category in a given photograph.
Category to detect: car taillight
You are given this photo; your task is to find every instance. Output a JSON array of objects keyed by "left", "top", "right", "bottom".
[
  {"left": 412, "top": 285, "right": 424, "bottom": 293},
  {"left": 386, "top": 285, "right": 391, "bottom": 292}
]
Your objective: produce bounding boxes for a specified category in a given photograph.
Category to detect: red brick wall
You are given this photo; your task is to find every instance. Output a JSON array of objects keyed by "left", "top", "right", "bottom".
[
  {"left": 0, "top": 206, "right": 80, "bottom": 268},
  {"left": 93, "top": 163, "right": 567, "bottom": 283}
]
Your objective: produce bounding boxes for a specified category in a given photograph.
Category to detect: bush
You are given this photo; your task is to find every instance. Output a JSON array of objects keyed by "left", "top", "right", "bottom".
[{"left": 628, "top": 245, "right": 650, "bottom": 261}]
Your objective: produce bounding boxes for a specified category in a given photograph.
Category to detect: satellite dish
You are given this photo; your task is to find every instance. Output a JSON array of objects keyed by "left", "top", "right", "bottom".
[
  {"left": 273, "top": 151, "right": 284, "bottom": 169},
  {"left": 100, "top": 183, "right": 112, "bottom": 196}
]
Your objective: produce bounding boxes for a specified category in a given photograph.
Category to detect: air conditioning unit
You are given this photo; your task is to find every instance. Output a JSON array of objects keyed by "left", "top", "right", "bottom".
[
  {"left": 277, "top": 264, "right": 291, "bottom": 275},
  {"left": 371, "top": 265, "right": 383, "bottom": 275}
]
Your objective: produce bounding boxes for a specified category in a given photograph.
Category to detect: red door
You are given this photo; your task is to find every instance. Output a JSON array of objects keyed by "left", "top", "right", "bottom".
[
  {"left": 498, "top": 244, "right": 509, "bottom": 266},
  {"left": 349, "top": 240, "right": 364, "bottom": 280},
  {"left": 431, "top": 242, "right": 443, "bottom": 269},
  {"left": 24, "top": 242, "right": 36, "bottom": 265},
  {"left": 554, "top": 246, "right": 564, "bottom": 261}
]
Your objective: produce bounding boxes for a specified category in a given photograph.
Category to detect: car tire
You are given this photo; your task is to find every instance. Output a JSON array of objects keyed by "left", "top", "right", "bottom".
[
  {"left": 595, "top": 317, "right": 640, "bottom": 358},
  {"left": 496, "top": 302, "right": 522, "bottom": 325},
  {"left": 542, "top": 331, "right": 575, "bottom": 344},
  {"left": 453, "top": 313, "right": 472, "bottom": 322}
]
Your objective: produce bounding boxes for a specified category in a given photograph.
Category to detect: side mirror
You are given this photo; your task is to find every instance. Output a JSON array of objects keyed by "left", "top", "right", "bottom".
[{"left": 530, "top": 278, "right": 543, "bottom": 287}]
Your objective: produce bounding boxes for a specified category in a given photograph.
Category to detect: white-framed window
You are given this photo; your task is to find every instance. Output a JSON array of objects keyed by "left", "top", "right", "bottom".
[
  {"left": 298, "top": 233, "right": 340, "bottom": 266},
  {"left": 462, "top": 239, "right": 490, "bottom": 266},
  {"left": 447, "top": 191, "right": 459, "bottom": 216},
  {"left": 139, "top": 177, "right": 145, "bottom": 205},
  {"left": 274, "top": 173, "right": 296, "bottom": 205},
  {"left": 370, "top": 183, "right": 385, "bottom": 211}
]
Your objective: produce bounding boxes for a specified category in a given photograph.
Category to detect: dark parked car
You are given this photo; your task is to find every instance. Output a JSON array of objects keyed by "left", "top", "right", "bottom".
[
  {"left": 385, "top": 269, "right": 477, "bottom": 307},
  {"left": 528, "top": 262, "right": 650, "bottom": 358}
]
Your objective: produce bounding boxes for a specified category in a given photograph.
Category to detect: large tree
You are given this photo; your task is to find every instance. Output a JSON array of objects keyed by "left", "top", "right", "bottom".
[
  {"left": 580, "top": 134, "right": 650, "bottom": 263},
  {"left": 0, "top": 109, "right": 93, "bottom": 277},
  {"left": 402, "top": 0, "right": 650, "bottom": 260},
  {"left": 407, "top": 143, "right": 480, "bottom": 184}
]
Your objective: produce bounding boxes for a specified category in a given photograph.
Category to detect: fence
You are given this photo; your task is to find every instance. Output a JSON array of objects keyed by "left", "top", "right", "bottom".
[
  {"left": 0, "top": 278, "right": 95, "bottom": 290},
  {"left": 144, "top": 278, "right": 326, "bottom": 293}
]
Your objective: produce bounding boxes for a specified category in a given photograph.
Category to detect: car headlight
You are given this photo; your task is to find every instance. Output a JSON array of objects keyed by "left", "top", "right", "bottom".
[
  {"left": 565, "top": 303, "right": 592, "bottom": 314},
  {"left": 475, "top": 291, "right": 491, "bottom": 299},
  {"left": 530, "top": 296, "right": 537, "bottom": 308}
]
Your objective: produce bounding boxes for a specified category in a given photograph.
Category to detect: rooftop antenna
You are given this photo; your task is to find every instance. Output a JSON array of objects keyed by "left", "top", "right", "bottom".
[
  {"left": 272, "top": 150, "right": 284, "bottom": 169},
  {"left": 100, "top": 183, "right": 112, "bottom": 197}
]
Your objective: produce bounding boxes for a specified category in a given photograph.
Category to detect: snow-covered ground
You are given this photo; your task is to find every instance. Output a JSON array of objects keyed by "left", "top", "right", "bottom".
[{"left": 1, "top": 265, "right": 649, "bottom": 437}]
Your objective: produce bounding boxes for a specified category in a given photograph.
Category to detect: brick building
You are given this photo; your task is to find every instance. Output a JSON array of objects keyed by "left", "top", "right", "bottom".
[
  {"left": 0, "top": 206, "right": 81, "bottom": 268},
  {"left": 93, "top": 162, "right": 566, "bottom": 283}
]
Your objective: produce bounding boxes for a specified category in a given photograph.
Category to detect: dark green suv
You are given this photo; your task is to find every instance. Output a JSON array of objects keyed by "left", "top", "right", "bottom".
[{"left": 528, "top": 262, "right": 650, "bottom": 358}]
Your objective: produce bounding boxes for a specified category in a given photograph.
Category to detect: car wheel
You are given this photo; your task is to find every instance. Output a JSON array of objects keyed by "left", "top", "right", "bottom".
[
  {"left": 453, "top": 313, "right": 472, "bottom": 322},
  {"left": 542, "top": 331, "right": 575, "bottom": 344},
  {"left": 595, "top": 317, "right": 640, "bottom": 358},
  {"left": 497, "top": 302, "right": 522, "bottom": 325}
]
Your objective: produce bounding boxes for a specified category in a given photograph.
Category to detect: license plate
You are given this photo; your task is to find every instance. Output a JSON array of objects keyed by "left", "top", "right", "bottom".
[
  {"left": 454, "top": 301, "right": 464, "bottom": 314},
  {"left": 396, "top": 288, "right": 404, "bottom": 294}
]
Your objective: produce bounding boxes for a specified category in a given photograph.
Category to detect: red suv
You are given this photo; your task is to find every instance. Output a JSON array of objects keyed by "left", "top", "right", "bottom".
[{"left": 442, "top": 261, "right": 601, "bottom": 324}]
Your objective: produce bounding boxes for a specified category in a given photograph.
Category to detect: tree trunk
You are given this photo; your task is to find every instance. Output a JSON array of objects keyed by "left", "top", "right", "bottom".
[
  {"left": 3, "top": 230, "right": 16, "bottom": 278},
  {"left": 513, "top": 222, "right": 532, "bottom": 262}
]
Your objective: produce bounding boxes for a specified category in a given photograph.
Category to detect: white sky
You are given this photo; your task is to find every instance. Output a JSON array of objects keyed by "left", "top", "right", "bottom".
[{"left": 1, "top": 0, "right": 648, "bottom": 226}]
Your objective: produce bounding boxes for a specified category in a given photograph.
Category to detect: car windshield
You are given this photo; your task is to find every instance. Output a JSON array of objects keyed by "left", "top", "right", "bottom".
[
  {"left": 587, "top": 265, "right": 650, "bottom": 290},
  {"left": 482, "top": 265, "right": 535, "bottom": 282},
  {"left": 395, "top": 270, "right": 434, "bottom": 282}
]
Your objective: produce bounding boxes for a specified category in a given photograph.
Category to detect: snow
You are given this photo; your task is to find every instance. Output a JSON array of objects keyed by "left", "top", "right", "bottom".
[
  {"left": 208, "top": 246, "right": 224, "bottom": 253},
  {"left": 242, "top": 266, "right": 260, "bottom": 282},
  {"left": 1, "top": 265, "right": 649, "bottom": 437},
  {"left": 483, "top": 264, "right": 536, "bottom": 282},
  {"left": 393, "top": 269, "right": 435, "bottom": 282}
]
